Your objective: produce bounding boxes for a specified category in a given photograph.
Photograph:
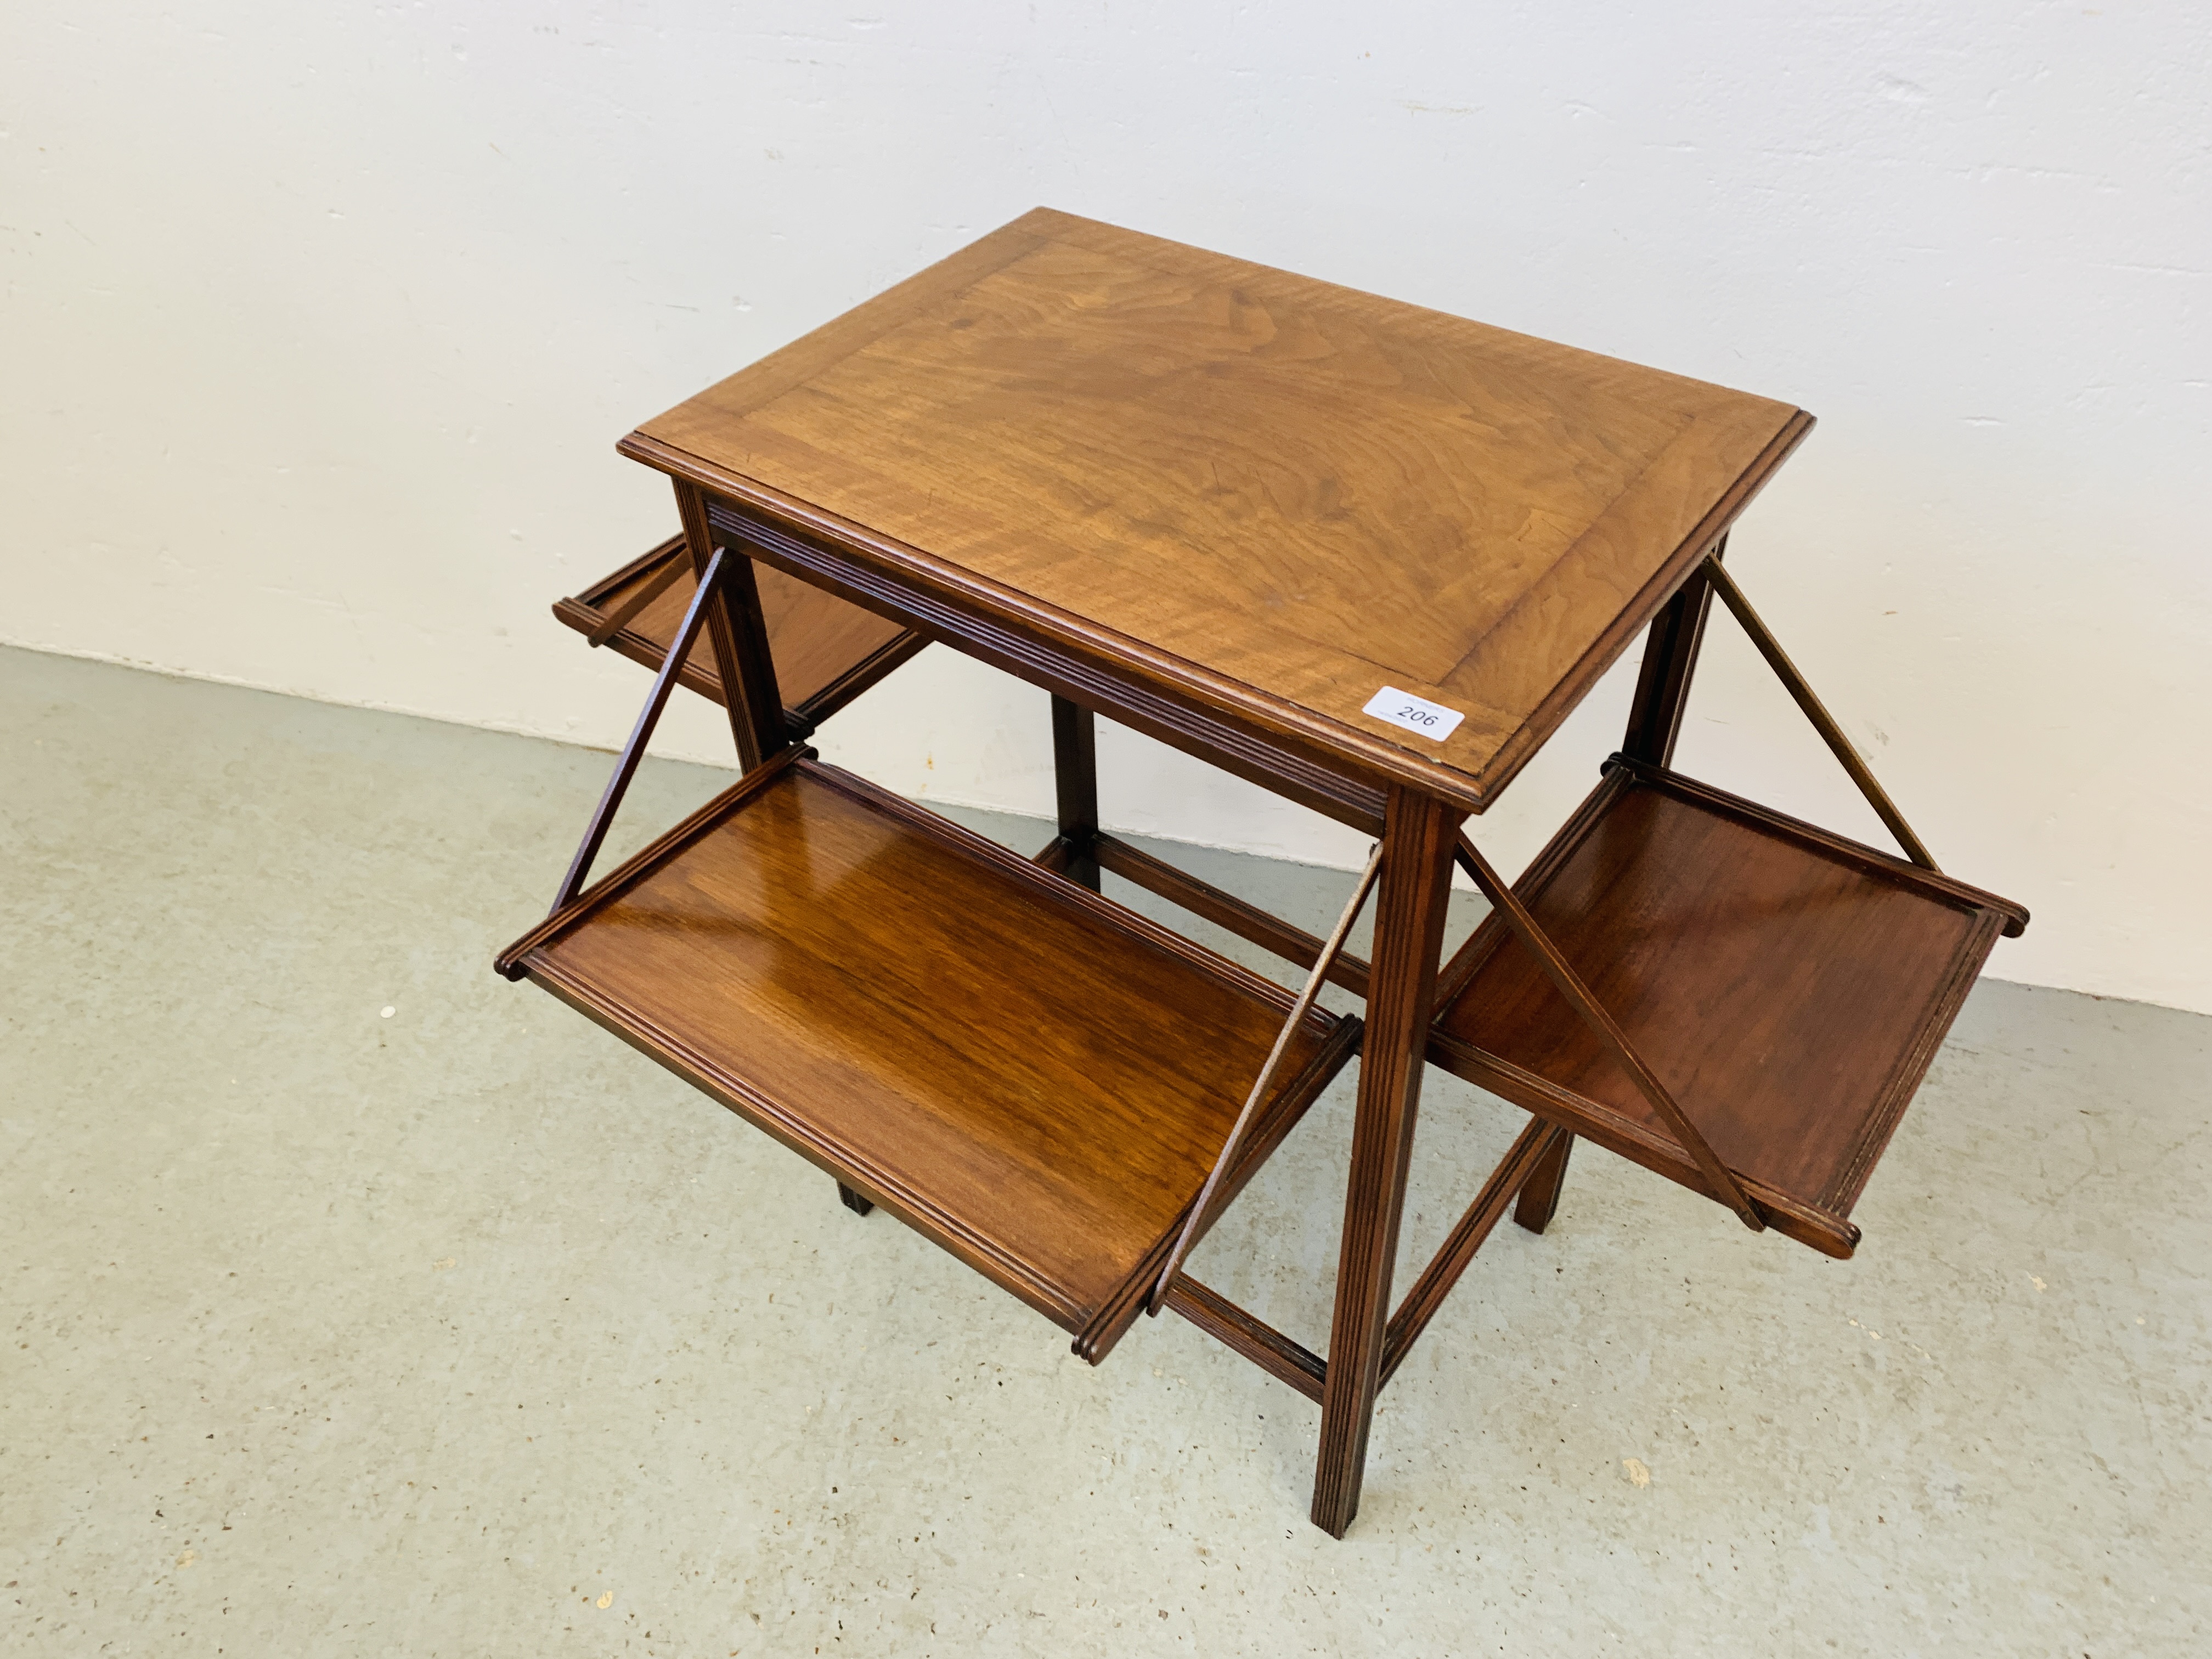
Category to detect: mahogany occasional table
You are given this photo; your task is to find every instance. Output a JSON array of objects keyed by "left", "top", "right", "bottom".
[{"left": 496, "top": 208, "right": 2027, "bottom": 1538}]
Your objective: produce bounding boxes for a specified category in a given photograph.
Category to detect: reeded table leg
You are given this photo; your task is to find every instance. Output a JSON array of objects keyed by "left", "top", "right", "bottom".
[{"left": 1310, "top": 786, "right": 1459, "bottom": 1538}]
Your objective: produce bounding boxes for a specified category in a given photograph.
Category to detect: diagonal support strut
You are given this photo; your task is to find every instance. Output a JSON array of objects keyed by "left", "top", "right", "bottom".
[
  {"left": 1379, "top": 1117, "right": 1566, "bottom": 1385},
  {"left": 1147, "top": 840, "right": 1385, "bottom": 1316},
  {"left": 1701, "top": 554, "right": 1939, "bottom": 872},
  {"left": 550, "top": 546, "right": 730, "bottom": 915}
]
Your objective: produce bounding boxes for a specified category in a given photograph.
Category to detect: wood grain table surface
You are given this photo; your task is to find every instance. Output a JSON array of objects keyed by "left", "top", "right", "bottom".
[{"left": 620, "top": 207, "right": 1812, "bottom": 812}]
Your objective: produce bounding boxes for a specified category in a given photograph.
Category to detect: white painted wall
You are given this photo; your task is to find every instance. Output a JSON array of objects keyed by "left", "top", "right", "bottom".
[{"left": 5, "top": 3, "right": 2207, "bottom": 1011}]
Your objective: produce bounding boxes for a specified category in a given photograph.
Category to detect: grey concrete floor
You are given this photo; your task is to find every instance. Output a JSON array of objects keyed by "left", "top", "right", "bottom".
[{"left": 2, "top": 644, "right": 2207, "bottom": 1658}]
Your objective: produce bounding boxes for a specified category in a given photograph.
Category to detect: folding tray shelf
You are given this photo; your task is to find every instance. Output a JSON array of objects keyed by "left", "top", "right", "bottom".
[
  {"left": 554, "top": 534, "right": 929, "bottom": 731},
  {"left": 496, "top": 754, "right": 1359, "bottom": 1361},
  {"left": 1429, "top": 756, "right": 2028, "bottom": 1257}
]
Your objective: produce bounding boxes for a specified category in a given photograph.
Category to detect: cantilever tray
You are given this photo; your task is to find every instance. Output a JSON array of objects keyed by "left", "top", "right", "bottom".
[
  {"left": 554, "top": 534, "right": 928, "bottom": 732},
  {"left": 1430, "top": 757, "right": 2028, "bottom": 1256},
  {"left": 498, "top": 754, "right": 1359, "bottom": 1361}
]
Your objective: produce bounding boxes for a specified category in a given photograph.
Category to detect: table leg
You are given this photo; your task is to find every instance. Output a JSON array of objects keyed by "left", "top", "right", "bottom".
[
  {"left": 674, "top": 480, "right": 788, "bottom": 770},
  {"left": 1051, "top": 695, "right": 1101, "bottom": 891},
  {"left": 1601, "top": 543, "right": 1723, "bottom": 1229},
  {"left": 1513, "top": 1129, "right": 1574, "bottom": 1234},
  {"left": 1311, "top": 786, "right": 1459, "bottom": 1537},
  {"left": 1621, "top": 533, "right": 1722, "bottom": 768}
]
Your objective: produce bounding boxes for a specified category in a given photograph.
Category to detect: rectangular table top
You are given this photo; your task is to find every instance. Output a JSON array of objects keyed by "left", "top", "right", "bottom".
[{"left": 622, "top": 208, "right": 1811, "bottom": 811}]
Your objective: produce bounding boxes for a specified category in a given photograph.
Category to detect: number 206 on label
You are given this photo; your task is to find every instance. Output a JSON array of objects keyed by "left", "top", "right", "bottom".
[{"left": 1362, "top": 687, "right": 1466, "bottom": 741}]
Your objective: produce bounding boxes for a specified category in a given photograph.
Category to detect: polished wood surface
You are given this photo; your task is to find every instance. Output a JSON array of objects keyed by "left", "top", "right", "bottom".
[
  {"left": 1091, "top": 831, "right": 1373, "bottom": 999},
  {"left": 622, "top": 207, "right": 1812, "bottom": 812},
  {"left": 704, "top": 494, "right": 1390, "bottom": 833},
  {"left": 1432, "top": 760, "right": 2028, "bottom": 1238},
  {"left": 1450, "top": 822, "right": 1763, "bottom": 1231},
  {"left": 498, "top": 757, "right": 1351, "bottom": 1361},
  {"left": 553, "top": 533, "right": 926, "bottom": 729}
]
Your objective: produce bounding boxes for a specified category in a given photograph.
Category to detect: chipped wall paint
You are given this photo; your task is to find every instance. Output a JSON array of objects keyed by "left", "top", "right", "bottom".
[{"left": 3, "top": 3, "right": 2207, "bottom": 1010}]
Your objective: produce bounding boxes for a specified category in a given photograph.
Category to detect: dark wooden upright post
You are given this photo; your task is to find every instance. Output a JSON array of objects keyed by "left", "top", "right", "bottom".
[
  {"left": 1513, "top": 1130, "right": 1574, "bottom": 1233},
  {"left": 1568, "top": 533, "right": 1729, "bottom": 1238},
  {"left": 1311, "top": 786, "right": 1459, "bottom": 1537},
  {"left": 1621, "top": 533, "right": 1724, "bottom": 768},
  {"left": 673, "top": 480, "right": 787, "bottom": 771},
  {"left": 1051, "top": 694, "right": 1101, "bottom": 891}
]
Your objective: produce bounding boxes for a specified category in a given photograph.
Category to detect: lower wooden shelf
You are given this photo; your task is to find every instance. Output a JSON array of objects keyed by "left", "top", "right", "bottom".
[
  {"left": 1430, "top": 757, "right": 2029, "bottom": 1257},
  {"left": 496, "top": 754, "right": 1358, "bottom": 1361},
  {"left": 554, "top": 535, "right": 929, "bottom": 731}
]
